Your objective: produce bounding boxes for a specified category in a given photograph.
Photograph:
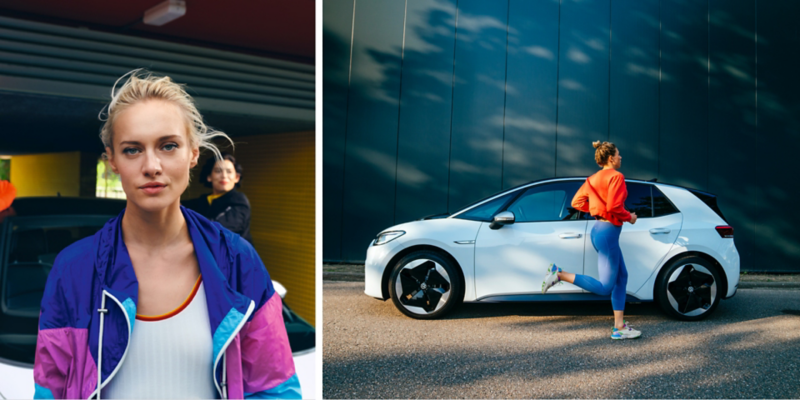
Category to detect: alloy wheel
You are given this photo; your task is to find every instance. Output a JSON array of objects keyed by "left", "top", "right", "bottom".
[
  {"left": 394, "top": 259, "right": 451, "bottom": 314},
  {"left": 666, "top": 263, "right": 717, "bottom": 317}
]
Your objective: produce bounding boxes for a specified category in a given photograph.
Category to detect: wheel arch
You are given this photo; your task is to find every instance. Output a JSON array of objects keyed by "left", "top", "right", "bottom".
[
  {"left": 380, "top": 244, "right": 466, "bottom": 301},
  {"left": 653, "top": 251, "right": 728, "bottom": 300}
]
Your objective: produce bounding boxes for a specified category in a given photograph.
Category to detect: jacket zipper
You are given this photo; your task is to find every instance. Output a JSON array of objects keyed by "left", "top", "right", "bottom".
[
  {"left": 88, "top": 290, "right": 133, "bottom": 400},
  {"left": 213, "top": 300, "right": 255, "bottom": 399}
]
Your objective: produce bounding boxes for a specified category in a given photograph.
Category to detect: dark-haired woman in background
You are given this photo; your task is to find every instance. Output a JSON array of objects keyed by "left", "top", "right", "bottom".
[{"left": 184, "top": 153, "right": 253, "bottom": 244}]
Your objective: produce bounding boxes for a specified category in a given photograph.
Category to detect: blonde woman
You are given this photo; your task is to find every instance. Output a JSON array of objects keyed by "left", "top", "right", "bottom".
[
  {"left": 33, "top": 71, "right": 300, "bottom": 399},
  {"left": 542, "top": 141, "right": 641, "bottom": 340}
]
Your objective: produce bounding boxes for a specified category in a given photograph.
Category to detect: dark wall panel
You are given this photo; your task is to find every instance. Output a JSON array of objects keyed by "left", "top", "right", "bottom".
[
  {"left": 609, "top": 0, "right": 659, "bottom": 181},
  {"left": 502, "top": 0, "right": 560, "bottom": 189},
  {"left": 755, "top": 0, "right": 800, "bottom": 271},
  {"left": 322, "top": 0, "right": 354, "bottom": 261},
  {"left": 555, "top": 0, "right": 610, "bottom": 177},
  {"left": 659, "top": 0, "right": 708, "bottom": 190},
  {"left": 708, "top": 0, "right": 757, "bottom": 268},
  {"left": 447, "top": 0, "right": 509, "bottom": 210},
  {"left": 394, "top": 0, "right": 458, "bottom": 224},
  {"left": 340, "top": 0, "right": 407, "bottom": 260}
]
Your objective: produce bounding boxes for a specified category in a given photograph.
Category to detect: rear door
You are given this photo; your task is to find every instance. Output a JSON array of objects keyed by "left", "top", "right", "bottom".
[
  {"left": 582, "top": 183, "right": 681, "bottom": 295},
  {"left": 474, "top": 181, "right": 587, "bottom": 299}
]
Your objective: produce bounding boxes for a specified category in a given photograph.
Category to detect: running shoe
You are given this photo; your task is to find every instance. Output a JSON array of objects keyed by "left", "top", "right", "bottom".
[
  {"left": 541, "top": 263, "right": 561, "bottom": 294},
  {"left": 611, "top": 321, "right": 642, "bottom": 340}
]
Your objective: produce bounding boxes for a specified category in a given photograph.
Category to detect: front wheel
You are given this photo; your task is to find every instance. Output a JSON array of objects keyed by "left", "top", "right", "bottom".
[
  {"left": 388, "top": 251, "right": 464, "bottom": 319},
  {"left": 655, "top": 255, "right": 722, "bottom": 321}
]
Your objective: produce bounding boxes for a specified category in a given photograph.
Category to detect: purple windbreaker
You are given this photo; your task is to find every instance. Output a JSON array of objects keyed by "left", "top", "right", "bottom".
[{"left": 33, "top": 206, "right": 300, "bottom": 399}]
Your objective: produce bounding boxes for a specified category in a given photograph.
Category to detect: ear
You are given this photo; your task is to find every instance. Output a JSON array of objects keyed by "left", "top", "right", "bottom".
[
  {"left": 105, "top": 147, "right": 119, "bottom": 174},
  {"left": 190, "top": 147, "right": 199, "bottom": 169},
  {"left": 233, "top": 173, "right": 241, "bottom": 184}
]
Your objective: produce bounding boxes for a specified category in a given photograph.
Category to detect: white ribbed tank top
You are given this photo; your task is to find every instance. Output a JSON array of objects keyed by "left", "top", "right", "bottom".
[{"left": 102, "top": 277, "right": 217, "bottom": 399}]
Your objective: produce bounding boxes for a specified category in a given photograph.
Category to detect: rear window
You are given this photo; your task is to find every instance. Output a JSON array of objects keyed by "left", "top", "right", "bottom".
[
  {"left": 687, "top": 189, "right": 726, "bottom": 222},
  {"left": 653, "top": 186, "right": 680, "bottom": 217},
  {"left": 625, "top": 183, "right": 654, "bottom": 218}
]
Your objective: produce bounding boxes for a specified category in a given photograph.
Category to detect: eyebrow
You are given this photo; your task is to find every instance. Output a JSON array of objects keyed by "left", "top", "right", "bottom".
[{"left": 119, "top": 135, "right": 182, "bottom": 146}]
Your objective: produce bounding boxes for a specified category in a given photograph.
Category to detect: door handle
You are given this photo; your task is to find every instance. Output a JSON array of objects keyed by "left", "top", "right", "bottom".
[
  {"left": 649, "top": 228, "right": 671, "bottom": 234},
  {"left": 559, "top": 233, "right": 582, "bottom": 239}
]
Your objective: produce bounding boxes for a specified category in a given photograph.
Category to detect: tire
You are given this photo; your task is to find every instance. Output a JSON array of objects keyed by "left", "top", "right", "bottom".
[
  {"left": 655, "top": 255, "right": 722, "bottom": 321},
  {"left": 388, "top": 250, "right": 464, "bottom": 319}
]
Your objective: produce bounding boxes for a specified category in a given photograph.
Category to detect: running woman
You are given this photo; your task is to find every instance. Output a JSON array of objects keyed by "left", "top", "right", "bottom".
[
  {"left": 33, "top": 71, "right": 300, "bottom": 398},
  {"left": 542, "top": 140, "right": 642, "bottom": 340}
]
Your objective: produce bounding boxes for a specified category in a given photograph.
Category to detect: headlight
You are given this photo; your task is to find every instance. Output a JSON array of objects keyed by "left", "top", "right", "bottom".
[{"left": 373, "top": 230, "right": 406, "bottom": 246}]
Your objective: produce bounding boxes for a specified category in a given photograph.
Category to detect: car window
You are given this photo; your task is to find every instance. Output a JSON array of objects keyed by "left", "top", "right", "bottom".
[
  {"left": 505, "top": 181, "right": 582, "bottom": 223},
  {"left": 625, "top": 183, "right": 653, "bottom": 218},
  {"left": 653, "top": 186, "right": 680, "bottom": 217},
  {"left": 0, "top": 217, "right": 108, "bottom": 365},
  {"left": 455, "top": 191, "right": 517, "bottom": 222}
]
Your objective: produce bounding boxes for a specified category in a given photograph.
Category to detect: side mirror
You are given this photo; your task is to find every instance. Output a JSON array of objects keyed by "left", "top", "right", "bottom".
[{"left": 489, "top": 211, "right": 515, "bottom": 230}]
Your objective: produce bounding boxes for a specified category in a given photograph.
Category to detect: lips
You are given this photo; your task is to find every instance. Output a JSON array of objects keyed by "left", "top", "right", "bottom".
[{"left": 140, "top": 182, "right": 166, "bottom": 195}]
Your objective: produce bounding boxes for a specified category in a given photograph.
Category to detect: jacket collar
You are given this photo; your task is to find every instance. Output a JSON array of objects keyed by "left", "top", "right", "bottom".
[{"left": 97, "top": 206, "right": 254, "bottom": 334}]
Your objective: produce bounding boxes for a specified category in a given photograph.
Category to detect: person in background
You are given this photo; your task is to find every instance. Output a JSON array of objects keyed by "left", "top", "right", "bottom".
[
  {"left": 183, "top": 153, "right": 253, "bottom": 244},
  {"left": 0, "top": 180, "right": 16, "bottom": 223}
]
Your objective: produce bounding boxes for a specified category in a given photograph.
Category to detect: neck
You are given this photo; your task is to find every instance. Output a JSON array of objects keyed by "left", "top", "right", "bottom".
[
  {"left": 602, "top": 166, "right": 616, "bottom": 170},
  {"left": 121, "top": 200, "right": 188, "bottom": 249}
]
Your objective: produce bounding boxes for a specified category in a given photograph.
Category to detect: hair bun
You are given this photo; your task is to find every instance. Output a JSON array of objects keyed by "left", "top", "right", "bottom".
[{"left": 592, "top": 140, "right": 602, "bottom": 149}]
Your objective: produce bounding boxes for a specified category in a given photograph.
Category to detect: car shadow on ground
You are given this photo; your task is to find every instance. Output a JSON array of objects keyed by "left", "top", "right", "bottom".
[{"left": 442, "top": 300, "right": 663, "bottom": 320}]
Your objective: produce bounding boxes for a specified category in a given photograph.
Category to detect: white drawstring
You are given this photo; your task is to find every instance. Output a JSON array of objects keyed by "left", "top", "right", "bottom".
[
  {"left": 96, "top": 293, "right": 108, "bottom": 400},
  {"left": 221, "top": 353, "right": 228, "bottom": 399}
]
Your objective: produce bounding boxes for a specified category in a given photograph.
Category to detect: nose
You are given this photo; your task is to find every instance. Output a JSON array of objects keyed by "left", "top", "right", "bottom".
[{"left": 142, "top": 150, "right": 163, "bottom": 177}]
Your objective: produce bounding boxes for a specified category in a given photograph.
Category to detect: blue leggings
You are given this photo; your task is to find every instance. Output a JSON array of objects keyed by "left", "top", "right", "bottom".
[{"left": 573, "top": 221, "right": 628, "bottom": 311}]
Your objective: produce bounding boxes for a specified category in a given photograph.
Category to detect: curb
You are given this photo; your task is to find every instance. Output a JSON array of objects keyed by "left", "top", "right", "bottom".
[
  {"left": 323, "top": 272, "right": 364, "bottom": 282},
  {"left": 738, "top": 282, "right": 800, "bottom": 289}
]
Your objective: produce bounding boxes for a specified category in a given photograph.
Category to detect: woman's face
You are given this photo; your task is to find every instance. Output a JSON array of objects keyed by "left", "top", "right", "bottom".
[
  {"left": 609, "top": 148, "right": 622, "bottom": 169},
  {"left": 208, "top": 159, "right": 240, "bottom": 194},
  {"left": 106, "top": 99, "right": 199, "bottom": 213}
]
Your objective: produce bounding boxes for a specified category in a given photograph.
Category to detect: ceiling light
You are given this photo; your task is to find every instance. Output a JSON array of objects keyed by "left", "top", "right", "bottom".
[{"left": 143, "top": 0, "right": 186, "bottom": 26}]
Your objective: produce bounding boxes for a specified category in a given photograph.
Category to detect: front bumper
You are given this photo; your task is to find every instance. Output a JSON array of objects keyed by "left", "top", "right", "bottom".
[{"left": 364, "top": 239, "right": 399, "bottom": 299}]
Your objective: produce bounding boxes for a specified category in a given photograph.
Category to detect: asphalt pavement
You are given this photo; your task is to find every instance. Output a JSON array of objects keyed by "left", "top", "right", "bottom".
[{"left": 323, "top": 282, "right": 800, "bottom": 398}]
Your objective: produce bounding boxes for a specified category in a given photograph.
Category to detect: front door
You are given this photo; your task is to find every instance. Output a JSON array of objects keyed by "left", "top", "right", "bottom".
[{"left": 474, "top": 180, "right": 587, "bottom": 299}]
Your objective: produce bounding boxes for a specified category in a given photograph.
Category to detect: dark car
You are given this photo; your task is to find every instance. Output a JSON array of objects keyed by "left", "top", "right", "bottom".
[{"left": 0, "top": 197, "right": 314, "bottom": 398}]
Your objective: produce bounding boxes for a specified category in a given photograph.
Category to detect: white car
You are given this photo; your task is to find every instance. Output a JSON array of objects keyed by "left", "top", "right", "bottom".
[
  {"left": 365, "top": 177, "right": 739, "bottom": 321},
  {"left": 0, "top": 198, "right": 315, "bottom": 399}
]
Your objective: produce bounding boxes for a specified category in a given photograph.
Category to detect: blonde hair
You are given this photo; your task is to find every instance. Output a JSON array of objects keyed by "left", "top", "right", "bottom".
[
  {"left": 592, "top": 140, "right": 617, "bottom": 167},
  {"left": 99, "top": 69, "right": 232, "bottom": 161}
]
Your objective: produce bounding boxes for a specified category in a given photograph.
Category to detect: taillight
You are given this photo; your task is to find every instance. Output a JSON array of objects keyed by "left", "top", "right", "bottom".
[{"left": 716, "top": 225, "right": 734, "bottom": 238}]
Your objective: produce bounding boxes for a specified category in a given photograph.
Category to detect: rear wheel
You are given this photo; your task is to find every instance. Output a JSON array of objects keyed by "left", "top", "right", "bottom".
[
  {"left": 655, "top": 255, "right": 722, "bottom": 321},
  {"left": 388, "top": 251, "right": 463, "bottom": 319}
]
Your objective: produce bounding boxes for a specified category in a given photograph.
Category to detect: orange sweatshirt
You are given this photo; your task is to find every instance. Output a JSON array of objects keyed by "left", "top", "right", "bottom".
[{"left": 571, "top": 169, "right": 632, "bottom": 226}]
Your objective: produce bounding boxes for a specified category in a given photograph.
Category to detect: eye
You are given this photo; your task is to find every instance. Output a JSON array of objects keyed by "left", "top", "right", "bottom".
[
  {"left": 162, "top": 143, "right": 178, "bottom": 151},
  {"left": 122, "top": 147, "right": 140, "bottom": 155}
]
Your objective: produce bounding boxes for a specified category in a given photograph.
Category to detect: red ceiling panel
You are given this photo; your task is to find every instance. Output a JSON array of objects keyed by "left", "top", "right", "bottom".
[{"left": 0, "top": 0, "right": 315, "bottom": 63}]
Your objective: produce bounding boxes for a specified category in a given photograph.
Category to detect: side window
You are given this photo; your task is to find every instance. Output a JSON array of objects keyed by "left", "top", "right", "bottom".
[
  {"left": 506, "top": 181, "right": 582, "bottom": 223},
  {"left": 625, "top": 183, "right": 653, "bottom": 218},
  {"left": 653, "top": 186, "right": 680, "bottom": 217},
  {"left": 456, "top": 191, "right": 517, "bottom": 222},
  {"left": 1, "top": 219, "right": 107, "bottom": 366}
]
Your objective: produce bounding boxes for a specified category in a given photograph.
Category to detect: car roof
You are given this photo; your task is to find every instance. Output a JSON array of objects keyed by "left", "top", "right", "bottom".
[{"left": 8, "top": 197, "right": 126, "bottom": 217}]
